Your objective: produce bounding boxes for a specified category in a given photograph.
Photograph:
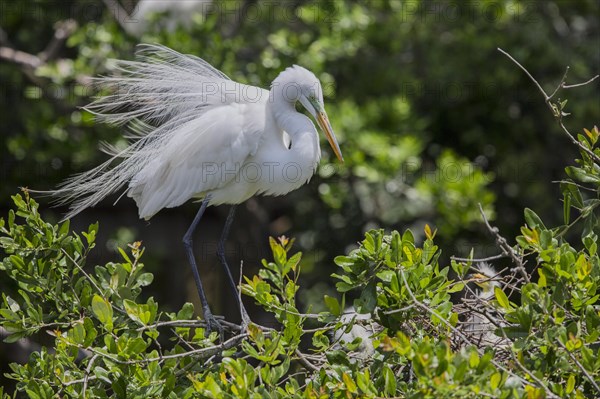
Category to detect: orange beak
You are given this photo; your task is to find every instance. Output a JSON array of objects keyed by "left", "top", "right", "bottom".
[{"left": 316, "top": 111, "right": 343, "bottom": 162}]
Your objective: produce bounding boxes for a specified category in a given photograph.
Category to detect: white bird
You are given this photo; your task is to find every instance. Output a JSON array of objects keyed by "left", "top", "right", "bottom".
[
  {"left": 333, "top": 307, "right": 381, "bottom": 363},
  {"left": 48, "top": 44, "right": 343, "bottom": 334},
  {"left": 464, "top": 262, "right": 508, "bottom": 348}
]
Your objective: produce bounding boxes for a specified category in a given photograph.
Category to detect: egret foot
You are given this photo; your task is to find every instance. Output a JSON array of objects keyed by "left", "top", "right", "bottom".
[{"left": 203, "top": 309, "right": 224, "bottom": 340}]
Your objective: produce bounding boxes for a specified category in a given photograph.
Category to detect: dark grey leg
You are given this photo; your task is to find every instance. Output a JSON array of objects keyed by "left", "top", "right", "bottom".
[
  {"left": 182, "top": 196, "right": 223, "bottom": 337},
  {"left": 216, "top": 205, "right": 251, "bottom": 331}
]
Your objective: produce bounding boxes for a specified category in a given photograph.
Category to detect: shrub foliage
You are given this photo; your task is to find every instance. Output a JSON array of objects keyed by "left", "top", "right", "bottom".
[{"left": 1, "top": 124, "right": 599, "bottom": 398}]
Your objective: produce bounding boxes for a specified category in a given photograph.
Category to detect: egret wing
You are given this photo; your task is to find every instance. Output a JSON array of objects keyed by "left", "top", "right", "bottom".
[
  {"left": 128, "top": 102, "right": 267, "bottom": 218},
  {"left": 49, "top": 45, "right": 268, "bottom": 219}
]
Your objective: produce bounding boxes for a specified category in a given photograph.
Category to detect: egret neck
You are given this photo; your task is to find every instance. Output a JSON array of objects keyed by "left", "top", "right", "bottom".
[{"left": 263, "top": 83, "right": 321, "bottom": 188}]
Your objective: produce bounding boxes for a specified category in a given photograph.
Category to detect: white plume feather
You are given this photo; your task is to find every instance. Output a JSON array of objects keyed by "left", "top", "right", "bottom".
[{"left": 47, "top": 44, "right": 237, "bottom": 220}]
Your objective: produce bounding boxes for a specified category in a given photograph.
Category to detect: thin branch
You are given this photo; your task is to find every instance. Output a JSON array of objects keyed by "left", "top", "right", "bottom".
[
  {"left": 82, "top": 354, "right": 98, "bottom": 397},
  {"left": 0, "top": 46, "right": 41, "bottom": 68},
  {"left": 478, "top": 204, "right": 530, "bottom": 283},
  {"left": 62, "top": 376, "right": 97, "bottom": 387},
  {"left": 548, "top": 66, "right": 569, "bottom": 100},
  {"left": 552, "top": 180, "right": 597, "bottom": 192},
  {"left": 238, "top": 259, "right": 246, "bottom": 325},
  {"left": 294, "top": 349, "right": 320, "bottom": 372},
  {"left": 39, "top": 19, "right": 77, "bottom": 63},
  {"left": 559, "top": 122, "right": 600, "bottom": 164},
  {"left": 497, "top": 48, "right": 549, "bottom": 100},
  {"left": 563, "top": 75, "right": 599, "bottom": 89},
  {"left": 136, "top": 318, "right": 241, "bottom": 333},
  {"left": 0, "top": 20, "right": 89, "bottom": 106},
  {"left": 498, "top": 48, "right": 600, "bottom": 164},
  {"left": 383, "top": 304, "right": 416, "bottom": 315},
  {"left": 556, "top": 340, "right": 600, "bottom": 393},
  {"left": 450, "top": 253, "right": 507, "bottom": 263},
  {"left": 399, "top": 268, "right": 559, "bottom": 398},
  {"left": 61, "top": 249, "right": 117, "bottom": 304},
  {"left": 70, "top": 333, "right": 251, "bottom": 365}
]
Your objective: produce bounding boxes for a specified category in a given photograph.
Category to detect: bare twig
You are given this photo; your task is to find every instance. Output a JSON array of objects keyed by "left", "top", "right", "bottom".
[
  {"left": 478, "top": 204, "right": 530, "bottom": 283},
  {"left": 0, "top": 46, "right": 41, "bottom": 68},
  {"left": 39, "top": 20, "right": 78, "bottom": 63},
  {"left": 498, "top": 48, "right": 600, "bottom": 164},
  {"left": 294, "top": 349, "right": 320, "bottom": 372},
  {"left": 82, "top": 354, "right": 98, "bottom": 398},
  {"left": 69, "top": 333, "right": 251, "bottom": 365},
  {"left": 61, "top": 249, "right": 128, "bottom": 316},
  {"left": 556, "top": 340, "right": 600, "bottom": 393},
  {"left": 136, "top": 318, "right": 241, "bottom": 333},
  {"left": 1, "top": 19, "right": 76, "bottom": 67},
  {"left": 0, "top": 20, "right": 89, "bottom": 105},
  {"left": 399, "top": 268, "right": 559, "bottom": 398},
  {"left": 563, "top": 75, "right": 600, "bottom": 89},
  {"left": 548, "top": 66, "right": 570, "bottom": 100},
  {"left": 383, "top": 304, "right": 416, "bottom": 315},
  {"left": 552, "top": 180, "right": 597, "bottom": 192},
  {"left": 450, "top": 253, "right": 507, "bottom": 263}
]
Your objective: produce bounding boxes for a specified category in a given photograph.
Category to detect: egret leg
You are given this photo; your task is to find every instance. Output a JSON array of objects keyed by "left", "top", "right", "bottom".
[
  {"left": 216, "top": 205, "right": 251, "bottom": 332},
  {"left": 183, "top": 196, "right": 223, "bottom": 338}
]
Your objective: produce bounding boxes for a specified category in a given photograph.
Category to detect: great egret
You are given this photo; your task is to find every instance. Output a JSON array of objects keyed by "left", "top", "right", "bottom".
[
  {"left": 333, "top": 307, "right": 381, "bottom": 363},
  {"left": 48, "top": 44, "right": 343, "bottom": 334},
  {"left": 464, "top": 262, "right": 508, "bottom": 347}
]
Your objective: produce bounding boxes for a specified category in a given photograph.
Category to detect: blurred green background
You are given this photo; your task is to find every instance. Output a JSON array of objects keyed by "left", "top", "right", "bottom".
[{"left": 1, "top": 0, "right": 598, "bottom": 384}]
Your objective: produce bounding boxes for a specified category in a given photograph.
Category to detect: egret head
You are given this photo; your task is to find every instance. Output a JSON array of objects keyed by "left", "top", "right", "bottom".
[
  {"left": 273, "top": 65, "right": 343, "bottom": 162},
  {"left": 469, "top": 262, "right": 501, "bottom": 298}
]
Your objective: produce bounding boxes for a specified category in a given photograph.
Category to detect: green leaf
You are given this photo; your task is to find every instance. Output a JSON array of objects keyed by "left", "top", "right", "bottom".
[
  {"left": 561, "top": 181, "right": 584, "bottom": 208},
  {"left": 324, "top": 295, "right": 341, "bottom": 316},
  {"left": 566, "top": 166, "right": 600, "bottom": 184},
  {"left": 401, "top": 229, "right": 414, "bottom": 245},
  {"left": 91, "top": 294, "right": 113, "bottom": 329},
  {"left": 9, "top": 255, "right": 25, "bottom": 271},
  {"left": 177, "top": 302, "right": 194, "bottom": 320},
  {"left": 563, "top": 192, "right": 571, "bottom": 224},
  {"left": 447, "top": 282, "right": 465, "bottom": 293},
  {"left": 82, "top": 317, "right": 98, "bottom": 347},
  {"left": 566, "top": 374, "right": 575, "bottom": 394},
  {"left": 524, "top": 208, "right": 546, "bottom": 229},
  {"left": 269, "top": 237, "right": 286, "bottom": 267},
  {"left": 342, "top": 373, "right": 357, "bottom": 393},
  {"left": 355, "top": 280, "right": 377, "bottom": 313},
  {"left": 3, "top": 331, "right": 27, "bottom": 343},
  {"left": 138, "top": 272, "right": 154, "bottom": 287},
  {"left": 390, "top": 230, "right": 401, "bottom": 264},
  {"left": 70, "top": 323, "right": 86, "bottom": 345},
  {"left": 285, "top": 251, "right": 302, "bottom": 273},
  {"left": 382, "top": 366, "right": 396, "bottom": 396},
  {"left": 112, "top": 376, "right": 127, "bottom": 398},
  {"left": 495, "top": 287, "right": 511, "bottom": 309},
  {"left": 126, "top": 337, "right": 147, "bottom": 354}
]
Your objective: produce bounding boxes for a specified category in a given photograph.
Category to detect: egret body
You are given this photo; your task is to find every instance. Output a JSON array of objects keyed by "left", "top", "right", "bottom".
[{"left": 49, "top": 45, "right": 343, "bottom": 334}]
